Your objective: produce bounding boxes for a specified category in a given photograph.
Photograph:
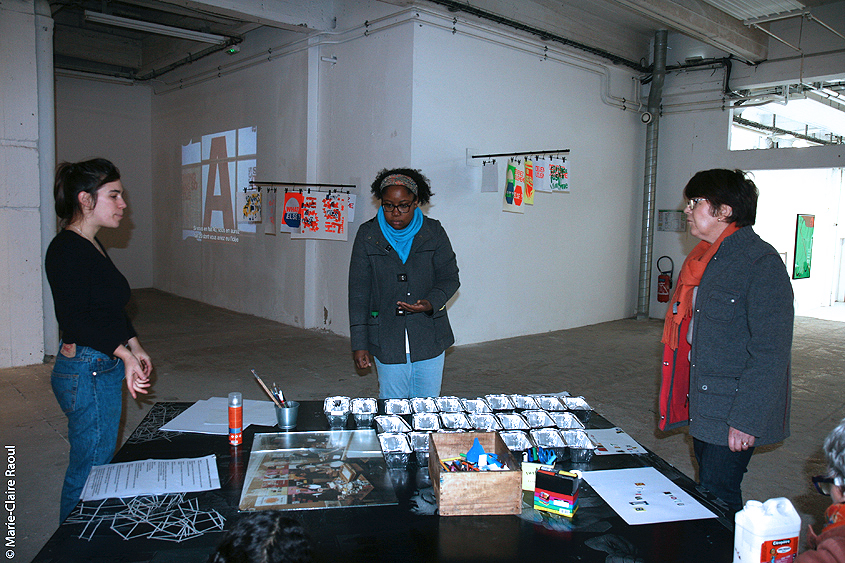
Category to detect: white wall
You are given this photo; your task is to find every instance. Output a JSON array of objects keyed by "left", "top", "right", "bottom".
[
  {"left": 55, "top": 76, "right": 154, "bottom": 288},
  {"left": 649, "top": 15, "right": 845, "bottom": 319},
  {"left": 0, "top": 0, "right": 45, "bottom": 368}
]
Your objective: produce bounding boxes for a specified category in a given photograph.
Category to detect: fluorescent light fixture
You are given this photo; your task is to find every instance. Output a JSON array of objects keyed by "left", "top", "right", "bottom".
[{"left": 84, "top": 10, "right": 227, "bottom": 45}]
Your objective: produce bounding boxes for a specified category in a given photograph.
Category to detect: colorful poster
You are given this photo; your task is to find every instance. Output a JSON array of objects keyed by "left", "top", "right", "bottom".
[
  {"left": 533, "top": 158, "right": 551, "bottom": 193},
  {"left": 503, "top": 158, "right": 524, "bottom": 214},
  {"left": 265, "top": 189, "right": 277, "bottom": 235},
  {"left": 291, "top": 192, "right": 348, "bottom": 241},
  {"left": 524, "top": 159, "right": 535, "bottom": 205},
  {"left": 793, "top": 214, "right": 814, "bottom": 279},
  {"left": 481, "top": 161, "right": 499, "bottom": 193},
  {"left": 239, "top": 189, "right": 262, "bottom": 223},
  {"left": 281, "top": 192, "right": 304, "bottom": 233},
  {"left": 550, "top": 157, "right": 570, "bottom": 192}
]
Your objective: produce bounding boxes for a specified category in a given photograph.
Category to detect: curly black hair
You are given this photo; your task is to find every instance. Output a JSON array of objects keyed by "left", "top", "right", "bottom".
[
  {"left": 208, "top": 511, "right": 311, "bottom": 563},
  {"left": 370, "top": 167, "right": 434, "bottom": 206}
]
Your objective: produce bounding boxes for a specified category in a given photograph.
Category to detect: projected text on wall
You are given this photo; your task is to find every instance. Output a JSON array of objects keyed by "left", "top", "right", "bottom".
[{"left": 182, "top": 127, "right": 257, "bottom": 242}]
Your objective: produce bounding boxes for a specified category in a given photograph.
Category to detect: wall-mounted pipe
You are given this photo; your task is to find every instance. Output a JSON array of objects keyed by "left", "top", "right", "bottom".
[{"left": 636, "top": 30, "right": 668, "bottom": 320}]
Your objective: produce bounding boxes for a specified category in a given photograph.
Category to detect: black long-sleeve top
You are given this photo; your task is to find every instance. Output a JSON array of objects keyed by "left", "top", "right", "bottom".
[{"left": 45, "top": 229, "right": 136, "bottom": 356}]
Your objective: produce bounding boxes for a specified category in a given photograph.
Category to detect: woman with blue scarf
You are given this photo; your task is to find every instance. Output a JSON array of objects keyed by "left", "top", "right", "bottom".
[{"left": 348, "top": 168, "right": 460, "bottom": 398}]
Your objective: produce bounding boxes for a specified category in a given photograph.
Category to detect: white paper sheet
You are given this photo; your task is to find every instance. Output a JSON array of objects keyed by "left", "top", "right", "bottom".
[
  {"left": 160, "top": 397, "right": 277, "bottom": 434},
  {"left": 583, "top": 466, "right": 716, "bottom": 525},
  {"left": 80, "top": 455, "right": 221, "bottom": 501},
  {"left": 586, "top": 428, "right": 648, "bottom": 455}
]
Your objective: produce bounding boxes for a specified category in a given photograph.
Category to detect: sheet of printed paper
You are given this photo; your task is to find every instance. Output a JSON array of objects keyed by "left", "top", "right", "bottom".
[
  {"left": 481, "top": 161, "right": 499, "bottom": 193},
  {"left": 586, "top": 428, "right": 648, "bottom": 455},
  {"left": 550, "top": 157, "right": 570, "bottom": 192},
  {"left": 281, "top": 191, "right": 304, "bottom": 233},
  {"left": 265, "top": 189, "right": 277, "bottom": 235},
  {"left": 346, "top": 193, "right": 357, "bottom": 222},
  {"left": 503, "top": 158, "right": 524, "bottom": 213},
  {"left": 292, "top": 192, "right": 348, "bottom": 240},
  {"left": 523, "top": 159, "right": 535, "bottom": 205},
  {"left": 80, "top": 455, "right": 221, "bottom": 501},
  {"left": 239, "top": 189, "right": 262, "bottom": 223},
  {"left": 583, "top": 466, "right": 716, "bottom": 525},
  {"left": 533, "top": 158, "right": 552, "bottom": 192}
]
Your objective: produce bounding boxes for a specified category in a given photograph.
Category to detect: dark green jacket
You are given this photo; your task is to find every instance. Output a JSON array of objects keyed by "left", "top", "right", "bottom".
[{"left": 348, "top": 215, "right": 459, "bottom": 364}]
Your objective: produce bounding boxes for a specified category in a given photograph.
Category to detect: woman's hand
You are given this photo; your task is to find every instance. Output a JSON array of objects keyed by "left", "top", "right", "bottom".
[
  {"left": 397, "top": 299, "right": 432, "bottom": 314},
  {"left": 114, "top": 338, "right": 153, "bottom": 399},
  {"left": 728, "top": 426, "right": 755, "bottom": 452},
  {"left": 126, "top": 337, "right": 153, "bottom": 378},
  {"left": 353, "top": 350, "right": 372, "bottom": 369}
]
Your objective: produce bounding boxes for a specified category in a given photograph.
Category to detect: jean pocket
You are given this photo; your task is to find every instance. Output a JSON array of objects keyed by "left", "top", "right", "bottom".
[{"left": 51, "top": 372, "right": 79, "bottom": 414}]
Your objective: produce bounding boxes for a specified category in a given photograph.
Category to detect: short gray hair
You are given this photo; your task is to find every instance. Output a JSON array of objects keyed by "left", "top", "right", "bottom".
[{"left": 824, "top": 418, "right": 845, "bottom": 487}]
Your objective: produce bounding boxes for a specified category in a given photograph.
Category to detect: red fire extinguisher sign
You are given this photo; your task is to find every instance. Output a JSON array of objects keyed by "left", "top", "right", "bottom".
[{"left": 657, "top": 256, "right": 674, "bottom": 303}]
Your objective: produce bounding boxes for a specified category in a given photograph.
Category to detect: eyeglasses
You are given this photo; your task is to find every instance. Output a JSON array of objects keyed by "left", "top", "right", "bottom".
[
  {"left": 686, "top": 198, "right": 706, "bottom": 210},
  {"left": 812, "top": 475, "right": 837, "bottom": 495},
  {"left": 382, "top": 202, "right": 413, "bottom": 214}
]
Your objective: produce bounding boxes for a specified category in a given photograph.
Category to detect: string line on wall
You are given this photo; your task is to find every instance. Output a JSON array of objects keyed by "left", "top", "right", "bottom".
[{"left": 248, "top": 180, "right": 354, "bottom": 194}]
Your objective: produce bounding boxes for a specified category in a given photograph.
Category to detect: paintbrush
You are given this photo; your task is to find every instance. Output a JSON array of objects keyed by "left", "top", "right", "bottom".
[{"left": 251, "top": 369, "right": 283, "bottom": 408}]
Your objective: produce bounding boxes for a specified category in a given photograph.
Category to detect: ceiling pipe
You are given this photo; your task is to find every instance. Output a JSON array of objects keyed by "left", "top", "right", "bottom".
[{"left": 636, "top": 29, "right": 668, "bottom": 321}]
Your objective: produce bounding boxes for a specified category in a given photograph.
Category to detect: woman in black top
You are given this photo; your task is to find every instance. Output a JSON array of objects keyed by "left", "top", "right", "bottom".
[{"left": 45, "top": 158, "right": 152, "bottom": 522}]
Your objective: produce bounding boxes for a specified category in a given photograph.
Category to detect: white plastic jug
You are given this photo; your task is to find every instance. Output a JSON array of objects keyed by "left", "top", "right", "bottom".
[{"left": 733, "top": 497, "right": 801, "bottom": 563}]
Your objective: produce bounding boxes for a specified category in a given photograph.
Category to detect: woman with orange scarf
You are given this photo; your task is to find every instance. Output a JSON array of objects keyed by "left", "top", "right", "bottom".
[{"left": 659, "top": 169, "right": 793, "bottom": 514}]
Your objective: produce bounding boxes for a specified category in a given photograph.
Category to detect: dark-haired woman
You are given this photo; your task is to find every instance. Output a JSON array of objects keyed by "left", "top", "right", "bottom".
[
  {"left": 208, "top": 512, "right": 311, "bottom": 563},
  {"left": 45, "top": 158, "right": 152, "bottom": 522},
  {"left": 659, "top": 169, "right": 793, "bottom": 514},
  {"left": 348, "top": 168, "right": 460, "bottom": 399}
]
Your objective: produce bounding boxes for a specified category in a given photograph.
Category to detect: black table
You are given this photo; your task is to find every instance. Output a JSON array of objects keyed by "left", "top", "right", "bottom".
[{"left": 34, "top": 401, "right": 734, "bottom": 562}]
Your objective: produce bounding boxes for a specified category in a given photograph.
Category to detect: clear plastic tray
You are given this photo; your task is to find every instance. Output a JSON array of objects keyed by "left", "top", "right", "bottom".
[
  {"left": 323, "top": 396, "right": 351, "bottom": 414},
  {"left": 461, "top": 398, "right": 492, "bottom": 413},
  {"left": 551, "top": 412, "right": 584, "bottom": 429},
  {"left": 499, "top": 430, "right": 534, "bottom": 452},
  {"left": 509, "top": 394, "right": 539, "bottom": 410},
  {"left": 534, "top": 395, "right": 566, "bottom": 411},
  {"left": 560, "top": 429, "right": 596, "bottom": 463},
  {"left": 378, "top": 432, "right": 412, "bottom": 469},
  {"left": 529, "top": 428, "right": 566, "bottom": 448}
]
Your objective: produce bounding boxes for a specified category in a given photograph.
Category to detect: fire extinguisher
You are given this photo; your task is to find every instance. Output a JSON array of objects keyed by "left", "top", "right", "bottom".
[{"left": 657, "top": 256, "right": 674, "bottom": 303}]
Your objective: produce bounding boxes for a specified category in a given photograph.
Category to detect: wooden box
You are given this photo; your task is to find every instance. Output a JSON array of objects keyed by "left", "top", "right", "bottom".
[{"left": 429, "top": 431, "right": 523, "bottom": 516}]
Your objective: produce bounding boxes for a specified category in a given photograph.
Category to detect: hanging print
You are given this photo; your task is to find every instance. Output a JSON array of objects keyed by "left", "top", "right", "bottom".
[
  {"left": 239, "top": 189, "right": 262, "bottom": 223},
  {"left": 291, "top": 192, "right": 348, "bottom": 241},
  {"left": 281, "top": 191, "right": 304, "bottom": 233},
  {"left": 481, "top": 160, "right": 499, "bottom": 193},
  {"left": 265, "top": 188, "right": 277, "bottom": 235},
  {"left": 533, "top": 158, "right": 551, "bottom": 193},
  {"left": 523, "top": 159, "right": 535, "bottom": 205},
  {"left": 502, "top": 158, "right": 524, "bottom": 213},
  {"left": 793, "top": 214, "right": 814, "bottom": 279},
  {"left": 550, "top": 157, "right": 570, "bottom": 192}
]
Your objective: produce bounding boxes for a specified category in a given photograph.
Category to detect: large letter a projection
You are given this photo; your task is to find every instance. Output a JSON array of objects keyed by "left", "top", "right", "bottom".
[{"left": 203, "top": 136, "right": 235, "bottom": 229}]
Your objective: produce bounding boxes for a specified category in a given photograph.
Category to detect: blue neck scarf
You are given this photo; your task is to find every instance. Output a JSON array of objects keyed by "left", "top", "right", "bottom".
[{"left": 377, "top": 207, "right": 423, "bottom": 263}]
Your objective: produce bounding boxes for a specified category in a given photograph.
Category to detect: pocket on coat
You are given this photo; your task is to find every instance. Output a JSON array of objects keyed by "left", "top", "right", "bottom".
[
  {"left": 703, "top": 289, "right": 740, "bottom": 323},
  {"left": 696, "top": 374, "right": 739, "bottom": 422}
]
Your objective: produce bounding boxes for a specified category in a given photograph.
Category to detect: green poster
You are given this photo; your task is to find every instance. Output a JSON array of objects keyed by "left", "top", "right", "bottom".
[{"left": 793, "top": 214, "right": 814, "bottom": 280}]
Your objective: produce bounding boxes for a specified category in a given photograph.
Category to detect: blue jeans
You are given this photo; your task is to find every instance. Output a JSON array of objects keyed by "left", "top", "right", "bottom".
[
  {"left": 374, "top": 353, "right": 445, "bottom": 399},
  {"left": 51, "top": 343, "right": 125, "bottom": 522},
  {"left": 693, "top": 438, "right": 754, "bottom": 514}
]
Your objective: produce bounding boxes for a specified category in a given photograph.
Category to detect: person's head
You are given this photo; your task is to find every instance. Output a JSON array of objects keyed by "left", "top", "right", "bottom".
[
  {"left": 822, "top": 418, "right": 845, "bottom": 502},
  {"left": 208, "top": 512, "right": 311, "bottom": 563},
  {"left": 54, "top": 158, "right": 123, "bottom": 228},
  {"left": 370, "top": 168, "right": 433, "bottom": 230}
]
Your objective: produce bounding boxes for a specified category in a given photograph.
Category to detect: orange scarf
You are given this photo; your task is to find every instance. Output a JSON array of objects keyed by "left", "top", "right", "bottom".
[{"left": 661, "top": 223, "right": 739, "bottom": 349}]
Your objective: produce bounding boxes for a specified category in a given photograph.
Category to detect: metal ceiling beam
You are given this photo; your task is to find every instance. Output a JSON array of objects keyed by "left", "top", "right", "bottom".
[
  {"left": 150, "top": 0, "right": 337, "bottom": 32},
  {"left": 608, "top": 0, "right": 770, "bottom": 62}
]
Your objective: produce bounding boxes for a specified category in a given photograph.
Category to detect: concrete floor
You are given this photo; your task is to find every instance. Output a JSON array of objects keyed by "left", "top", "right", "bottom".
[{"left": 6, "top": 288, "right": 844, "bottom": 561}]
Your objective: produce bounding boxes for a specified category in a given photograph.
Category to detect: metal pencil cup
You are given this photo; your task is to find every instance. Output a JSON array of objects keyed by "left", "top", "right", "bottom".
[{"left": 275, "top": 401, "right": 300, "bottom": 430}]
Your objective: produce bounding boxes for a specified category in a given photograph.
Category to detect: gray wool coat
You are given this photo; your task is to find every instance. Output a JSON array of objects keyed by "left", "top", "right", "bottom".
[
  {"left": 348, "top": 215, "right": 460, "bottom": 364},
  {"left": 688, "top": 226, "right": 794, "bottom": 447}
]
